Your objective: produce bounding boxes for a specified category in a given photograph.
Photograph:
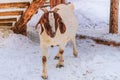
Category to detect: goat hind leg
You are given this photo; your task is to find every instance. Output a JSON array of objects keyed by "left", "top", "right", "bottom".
[{"left": 71, "top": 37, "right": 78, "bottom": 57}]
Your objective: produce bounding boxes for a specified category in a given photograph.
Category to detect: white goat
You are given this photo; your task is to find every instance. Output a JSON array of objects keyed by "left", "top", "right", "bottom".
[{"left": 35, "top": 3, "right": 79, "bottom": 79}]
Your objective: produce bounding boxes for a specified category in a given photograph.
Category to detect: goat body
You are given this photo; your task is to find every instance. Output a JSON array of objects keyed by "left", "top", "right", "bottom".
[{"left": 36, "top": 3, "right": 79, "bottom": 79}]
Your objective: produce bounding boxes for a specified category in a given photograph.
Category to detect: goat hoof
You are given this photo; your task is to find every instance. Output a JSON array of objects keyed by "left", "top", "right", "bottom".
[
  {"left": 54, "top": 56, "right": 60, "bottom": 60},
  {"left": 73, "top": 52, "right": 78, "bottom": 57},
  {"left": 56, "top": 64, "right": 64, "bottom": 68},
  {"left": 41, "top": 76, "right": 48, "bottom": 80},
  {"left": 74, "top": 54, "right": 78, "bottom": 57}
]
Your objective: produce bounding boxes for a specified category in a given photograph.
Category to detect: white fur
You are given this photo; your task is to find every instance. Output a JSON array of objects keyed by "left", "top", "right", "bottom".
[{"left": 48, "top": 13, "right": 55, "bottom": 32}]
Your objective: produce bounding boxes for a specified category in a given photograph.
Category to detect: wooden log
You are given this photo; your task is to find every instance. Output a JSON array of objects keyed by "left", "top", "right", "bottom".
[
  {"left": 11, "top": 0, "right": 45, "bottom": 35},
  {"left": 0, "top": 18, "right": 17, "bottom": 22},
  {"left": 0, "top": 23, "right": 13, "bottom": 26},
  {"left": 0, "top": 2, "right": 30, "bottom": 8},
  {"left": 0, "top": 11, "right": 23, "bottom": 16},
  {"left": 109, "top": 0, "right": 119, "bottom": 34}
]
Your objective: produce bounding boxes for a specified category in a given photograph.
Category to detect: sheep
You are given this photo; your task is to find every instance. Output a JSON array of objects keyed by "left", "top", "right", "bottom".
[{"left": 35, "top": 3, "right": 79, "bottom": 79}]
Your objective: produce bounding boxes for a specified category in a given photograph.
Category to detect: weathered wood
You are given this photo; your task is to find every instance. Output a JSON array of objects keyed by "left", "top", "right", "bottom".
[
  {"left": 61, "top": 0, "right": 66, "bottom": 3},
  {"left": 11, "top": 0, "right": 45, "bottom": 35},
  {"left": 109, "top": 0, "right": 119, "bottom": 34},
  {"left": 50, "top": 0, "right": 66, "bottom": 8},
  {"left": 0, "top": 23, "right": 13, "bottom": 26},
  {"left": 50, "top": 0, "right": 55, "bottom": 8},
  {"left": 0, "top": 11, "right": 23, "bottom": 16},
  {"left": 0, "top": 2, "right": 30, "bottom": 8},
  {"left": 0, "top": 18, "right": 17, "bottom": 22}
]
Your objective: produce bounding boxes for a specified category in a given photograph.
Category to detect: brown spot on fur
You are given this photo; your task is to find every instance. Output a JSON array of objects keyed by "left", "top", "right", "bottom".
[
  {"left": 59, "top": 50, "right": 64, "bottom": 54},
  {"left": 42, "top": 56, "right": 47, "bottom": 64}
]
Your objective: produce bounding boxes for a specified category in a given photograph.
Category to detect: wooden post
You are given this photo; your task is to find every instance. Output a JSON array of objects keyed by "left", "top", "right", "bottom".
[
  {"left": 50, "top": 0, "right": 66, "bottom": 8},
  {"left": 11, "top": 0, "right": 45, "bottom": 35},
  {"left": 61, "top": 0, "right": 66, "bottom": 3},
  {"left": 109, "top": 0, "right": 119, "bottom": 34}
]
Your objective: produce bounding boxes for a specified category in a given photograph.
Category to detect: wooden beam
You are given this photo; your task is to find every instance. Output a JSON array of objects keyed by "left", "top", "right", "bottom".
[
  {"left": 11, "top": 0, "right": 45, "bottom": 35},
  {"left": 0, "top": 23, "right": 13, "bottom": 26},
  {"left": 0, "top": 11, "right": 23, "bottom": 16},
  {"left": 0, "top": 2, "right": 30, "bottom": 8},
  {"left": 0, "top": 18, "right": 17, "bottom": 22},
  {"left": 61, "top": 0, "right": 66, "bottom": 3},
  {"left": 109, "top": 0, "right": 119, "bottom": 34}
]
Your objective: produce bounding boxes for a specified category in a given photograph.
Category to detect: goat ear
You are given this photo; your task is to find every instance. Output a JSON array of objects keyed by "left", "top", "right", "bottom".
[
  {"left": 54, "top": 8, "right": 59, "bottom": 13},
  {"left": 59, "top": 21, "right": 66, "bottom": 34},
  {"left": 41, "top": 8, "right": 48, "bottom": 13}
]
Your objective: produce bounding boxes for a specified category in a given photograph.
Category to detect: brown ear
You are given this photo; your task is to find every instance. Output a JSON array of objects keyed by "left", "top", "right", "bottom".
[{"left": 59, "top": 21, "right": 66, "bottom": 34}]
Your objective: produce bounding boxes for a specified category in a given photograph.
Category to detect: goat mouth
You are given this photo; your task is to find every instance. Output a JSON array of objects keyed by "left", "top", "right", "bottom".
[
  {"left": 51, "top": 45, "right": 54, "bottom": 47},
  {"left": 51, "top": 45, "right": 59, "bottom": 47}
]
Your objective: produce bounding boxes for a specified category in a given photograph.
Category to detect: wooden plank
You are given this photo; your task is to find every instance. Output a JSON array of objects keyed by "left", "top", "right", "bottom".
[
  {"left": 0, "top": 23, "right": 13, "bottom": 26},
  {"left": 0, "top": 2, "right": 30, "bottom": 8},
  {"left": 42, "top": 4, "right": 50, "bottom": 8},
  {"left": 0, "top": 11, "right": 23, "bottom": 16},
  {"left": 50, "top": 0, "right": 66, "bottom": 8},
  {"left": 0, "top": 18, "right": 17, "bottom": 22},
  {"left": 11, "top": 0, "right": 45, "bottom": 35}
]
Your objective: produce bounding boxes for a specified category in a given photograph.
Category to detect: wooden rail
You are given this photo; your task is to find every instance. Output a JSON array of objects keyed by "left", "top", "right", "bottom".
[
  {"left": 0, "top": 18, "right": 17, "bottom": 22},
  {"left": 0, "top": 11, "right": 23, "bottom": 16},
  {"left": 0, "top": 2, "right": 30, "bottom": 8},
  {"left": 0, "top": 23, "right": 13, "bottom": 26}
]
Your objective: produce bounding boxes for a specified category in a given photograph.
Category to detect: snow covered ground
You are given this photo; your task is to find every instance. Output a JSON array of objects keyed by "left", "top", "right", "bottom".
[
  {"left": 0, "top": 0, "right": 120, "bottom": 80},
  {"left": 0, "top": 30, "right": 120, "bottom": 80}
]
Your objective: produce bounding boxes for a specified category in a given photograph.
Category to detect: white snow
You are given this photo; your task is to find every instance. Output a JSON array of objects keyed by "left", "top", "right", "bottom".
[{"left": 0, "top": 0, "right": 120, "bottom": 80}]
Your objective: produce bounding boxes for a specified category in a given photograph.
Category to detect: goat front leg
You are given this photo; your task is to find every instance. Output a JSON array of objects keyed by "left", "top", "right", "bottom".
[
  {"left": 41, "top": 44, "right": 48, "bottom": 79},
  {"left": 56, "top": 45, "right": 65, "bottom": 68}
]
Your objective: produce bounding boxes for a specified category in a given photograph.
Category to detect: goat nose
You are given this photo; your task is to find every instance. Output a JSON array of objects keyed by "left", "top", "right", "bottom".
[
  {"left": 53, "top": 32, "right": 55, "bottom": 35},
  {"left": 51, "top": 32, "right": 56, "bottom": 38}
]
